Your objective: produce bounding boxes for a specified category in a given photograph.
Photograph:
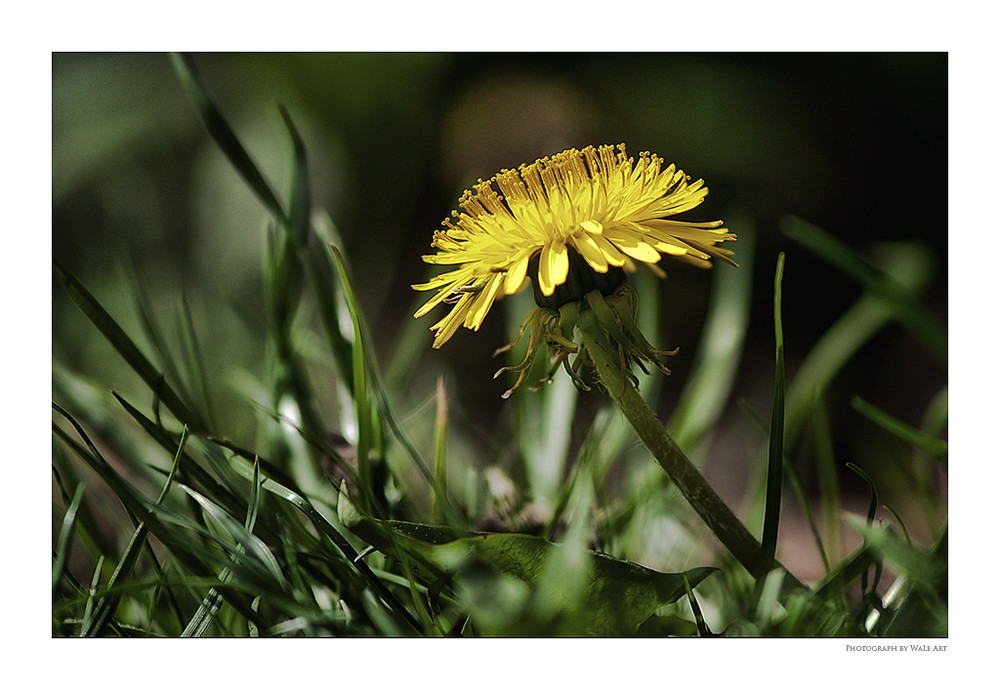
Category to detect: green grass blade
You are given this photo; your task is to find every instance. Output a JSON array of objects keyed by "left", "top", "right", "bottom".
[
  {"left": 782, "top": 244, "right": 935, "bottom": 447},
  {"left": 223, "top": 449, "right": 423, "bottom": 633},
  {"left": 169, "top": 53, "right": 287, "bottom": 224},
  {"left": 758, "top": 253, "right": 786, "bottom": 588},
  {"left": 54, "top": 262, "right": 204, "bottom": 430},
  {"left": 851, "top": 396, "right": 948, "bottom": 464},
  {"left": 329, "top": 244, "right": 375, "bottom": 511},
  {"left": 53, "top": 483, "right": 86, "bottom": 592},
  {"left": 306, "top": 213, "right": 355, "bottom": 394},
  {"left": 782, "top": 216, "right": 946, "bottom": 364},
  {"left": 81, "top": 427, "right": 189, "bottom": 637},
  {"left": 278, "top": 105, "right": 311, "bottom": 248}
]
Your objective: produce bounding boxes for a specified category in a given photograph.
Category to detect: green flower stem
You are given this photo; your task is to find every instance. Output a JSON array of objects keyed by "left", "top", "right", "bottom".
[{"left": 577, "top": 308, "right": 801, "bottom": 587}]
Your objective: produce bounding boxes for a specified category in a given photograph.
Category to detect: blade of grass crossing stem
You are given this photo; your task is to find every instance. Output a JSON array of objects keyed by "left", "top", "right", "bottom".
[
  {"left": 739, "top": 399, "right": 830, "bottom": 573},
  {"left": 53, "top": 263, "right": 204, "bottom": 430},
  {"left": 851, "top": 396, "right": 948, "bottom": 464},
  {"left": 782, "top": 216, "right": 945, "bottom": 364},
  {"left": 53, "top": 483, "right": 86, "bottom": 592},
  {"left": 169, "top": 53, "right": 287, "bottom": 224},
  {"left": 758, "top": 253, "right": 786, "bottom": 590}
]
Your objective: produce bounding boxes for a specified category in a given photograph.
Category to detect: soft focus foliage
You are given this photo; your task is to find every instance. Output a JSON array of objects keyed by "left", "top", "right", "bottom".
[{"left": 52, "top": 53, "right": 946, "bottom": 637}]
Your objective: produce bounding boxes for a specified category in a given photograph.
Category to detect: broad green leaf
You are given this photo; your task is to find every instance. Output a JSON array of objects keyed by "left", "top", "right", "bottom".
[{"left": 337, "top": 485, "right": 715, "bottom": 636}]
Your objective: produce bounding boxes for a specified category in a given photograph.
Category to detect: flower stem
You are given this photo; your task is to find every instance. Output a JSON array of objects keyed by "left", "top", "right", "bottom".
[{"left": 578, "top": 307, "right": 801, "bottom": 586}]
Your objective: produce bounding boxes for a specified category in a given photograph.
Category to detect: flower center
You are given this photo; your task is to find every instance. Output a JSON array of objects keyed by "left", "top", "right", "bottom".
[{"left": 527, "top": 246, "right": 627, "bottom": 310}]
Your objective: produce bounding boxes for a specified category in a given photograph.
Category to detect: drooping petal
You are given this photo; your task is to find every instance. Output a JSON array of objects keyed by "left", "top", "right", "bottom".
[
  {"left": 573, "top": 233, "right": 610, "bottom": 273},
  {"left": 538, "top": 241, "right": 569, "bottom": 296}
]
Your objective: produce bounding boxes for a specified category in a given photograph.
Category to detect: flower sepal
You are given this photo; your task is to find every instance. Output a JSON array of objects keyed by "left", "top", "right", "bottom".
[{"left": 494, "top": 284, "right": 677, "bottom": 399}]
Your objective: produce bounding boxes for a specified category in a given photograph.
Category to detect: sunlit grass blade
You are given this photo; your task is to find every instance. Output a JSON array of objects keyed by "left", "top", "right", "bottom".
[
  {"left": 782, "top": 216, "right": 946, "bottom": 364},
  {"left": 851, "top": 396, "right": 948, "bottom": 464},
  {"left": 223, "top": 447, "right": 423, "bottom": 633},
  {"left": 170, "top": 53, "right": 287, "bottom": 224},
  {"left": 758, "top": 253, "right": 786, "bottom": 589},
  {"left": 54, "top": 263, "right": 205, "bottom": 430}
]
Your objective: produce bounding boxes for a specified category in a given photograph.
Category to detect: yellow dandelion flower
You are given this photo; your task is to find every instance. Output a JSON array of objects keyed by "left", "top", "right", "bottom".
[{"left": 412, "top": 143, "right": 736, "bottom": 349}]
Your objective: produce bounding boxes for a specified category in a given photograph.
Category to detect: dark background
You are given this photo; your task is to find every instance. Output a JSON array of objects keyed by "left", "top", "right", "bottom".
[{"left": 52, "top": 53, "right": 947, "bottom": 561}]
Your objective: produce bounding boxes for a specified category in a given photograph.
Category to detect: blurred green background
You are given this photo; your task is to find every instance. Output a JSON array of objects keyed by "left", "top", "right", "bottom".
[{"left": 52, "top": 53, "right": 946, "bottom": 580}]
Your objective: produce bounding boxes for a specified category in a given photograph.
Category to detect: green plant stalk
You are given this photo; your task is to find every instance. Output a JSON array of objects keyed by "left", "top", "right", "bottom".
[{"left": 577, "top": 308, "right": 801, "bottom": 587}]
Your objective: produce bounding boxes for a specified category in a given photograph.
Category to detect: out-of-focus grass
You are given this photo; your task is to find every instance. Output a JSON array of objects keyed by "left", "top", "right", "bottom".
[{"left": 52, "top": 53, "right": 947, "bottom": 637}]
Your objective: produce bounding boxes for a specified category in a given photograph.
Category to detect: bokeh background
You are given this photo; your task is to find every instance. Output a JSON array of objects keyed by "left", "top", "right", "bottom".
[{"left": 52, "top": 53, "right": 947, "bottom": 580}]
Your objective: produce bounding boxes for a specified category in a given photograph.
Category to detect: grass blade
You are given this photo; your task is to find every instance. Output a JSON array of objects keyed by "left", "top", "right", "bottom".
[
  {"left": 54, "top": 262, "right": 204, "bottom": 430},
  {"left": 851, "top": 396, "right": 948, "bottom": 464},
  {"left": 53, "top": 483, "right": 86, "bottom": 592},
  {"left": 170, "top": 53, "right": 287, "bottom": 224},
  {"left": 758, "top": 253, "right": 786, "bottom": 588},
  {"left": 782, "top": 216, "right": 946, "bottom": 364}
]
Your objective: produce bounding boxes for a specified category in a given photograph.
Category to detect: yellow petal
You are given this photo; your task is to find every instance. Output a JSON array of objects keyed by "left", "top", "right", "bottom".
[
  {"left": 603, "top": 227, "right": 661, "bottom": 263},
  {"left": 465, "top": 273, "right": 504, "bottom": 330},
  {"left": 505, "top": 252, "right": 531, "bottom": 294},
  {"left": 589, "top": 233, "right": 626, "bottom": 267},
  {"left": 538, "top": 241, "right": 569, "bottom": 296},
  {"left": 573, "top": 234, "right": 609, "bottom": 273}
]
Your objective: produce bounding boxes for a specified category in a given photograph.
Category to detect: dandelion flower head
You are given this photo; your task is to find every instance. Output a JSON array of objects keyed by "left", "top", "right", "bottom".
[{"left": 413, "top": 144, "right": 736, "bottom": 348}]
